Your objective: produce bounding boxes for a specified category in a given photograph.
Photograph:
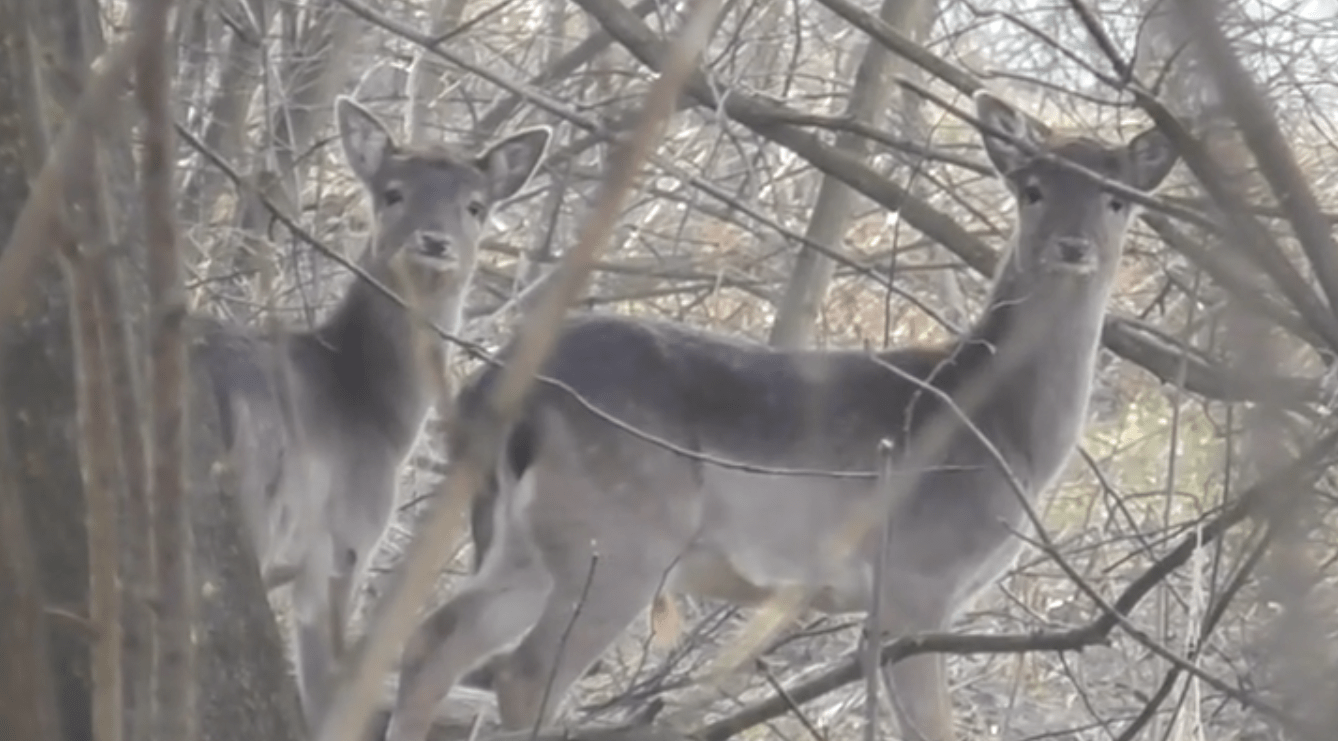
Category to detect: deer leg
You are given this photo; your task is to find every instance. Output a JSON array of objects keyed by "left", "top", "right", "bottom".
[
  {"left": 386, "top": 532, "right": 552, "bottom": 741},
  {"left": 877, "top": 586, "right": 955, "bottom": 741},
  {"left": 883, "top": 652, "right": 955, "bottom": 741},
  {"left": 290, "top": 551, "right": 337, "bottom": 730},
  {"left": 328, "top": 570, "right": 351, "bottom": 659},
  {"left": 492, "top": 545, "right": 671, "bottom": 731}
]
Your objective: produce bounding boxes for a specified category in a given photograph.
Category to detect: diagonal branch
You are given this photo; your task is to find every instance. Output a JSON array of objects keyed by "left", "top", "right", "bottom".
[
  {"left": 0, "top": 34, "right": 143, "bottom": 335},
  {"left": 1173, "top": 0, "right": 1338, "bottom": 330}
]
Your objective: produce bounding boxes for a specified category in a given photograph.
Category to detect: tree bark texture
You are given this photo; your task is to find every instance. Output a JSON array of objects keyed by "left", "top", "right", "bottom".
[
  {"left": 0, "top": 0, "right": 91, "bottom": 737},
  {"left": 768, "top": 0, "right": 933, "bottom": 348},
  {"left": 186, "top": 361, "right": 308, "bottom": 741}
]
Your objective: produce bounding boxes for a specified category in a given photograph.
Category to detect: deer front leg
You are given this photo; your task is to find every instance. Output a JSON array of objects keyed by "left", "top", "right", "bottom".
[
  {"left": 290, "top": 555, "right": 338, "bottom": 729},
  {"left": 329, "top": 570, "right": 352, "bottom": 658},
  {"left": 883, "top": 652, "right": 955, "bottom": 741},
  {"left": 876, "top": 578, "right": 956, "bottom": 741}
]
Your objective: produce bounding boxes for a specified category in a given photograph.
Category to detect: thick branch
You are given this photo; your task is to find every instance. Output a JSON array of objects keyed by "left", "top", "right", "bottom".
[{"left": 1174, "top": 0, "right": 1338, "bottom": 330}]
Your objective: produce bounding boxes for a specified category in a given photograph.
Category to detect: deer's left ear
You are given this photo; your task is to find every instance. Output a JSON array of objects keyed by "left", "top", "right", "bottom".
[
  {"left": 1126, "top": 126, "right": 1178, "bottom": 192},
  {"left": 477, "top": 127, "right": 552, "bottom": 204}
]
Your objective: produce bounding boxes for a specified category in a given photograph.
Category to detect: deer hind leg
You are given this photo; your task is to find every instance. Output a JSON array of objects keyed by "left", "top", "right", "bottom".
[
  {"left": 289, "top": 548, "right": 338, "bottom": 729},
  {"left": 386, "top": 524, "right": 553, "bottom": 741},
  {"left": 491, "top": 538, "right": 675, "bottom": 731}
]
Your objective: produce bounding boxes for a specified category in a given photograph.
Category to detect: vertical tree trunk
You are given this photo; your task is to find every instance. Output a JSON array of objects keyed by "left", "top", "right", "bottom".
[
  {"left": 188, "top": 373, "right": 308, "bottom": 741},
  {"left": 405, "top": 0, "right": 472, "bottom": 144},
  {"left": 768, "top": 0, "right": 934, "bottom": 348},
  {"left": 0, "top": 0, "right": 93, "bottom": 736}
]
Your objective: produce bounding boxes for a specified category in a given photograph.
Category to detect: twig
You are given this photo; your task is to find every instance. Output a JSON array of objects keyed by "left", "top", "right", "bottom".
[
  {"left": 1112, "top": 524, "right": 1272, "bottom": 741},
  {"left": 757, "top": 662, "right": 825, "bottom": 741},
  {"left": 314, "top": 2, "right": 724, "bottom": 739}
]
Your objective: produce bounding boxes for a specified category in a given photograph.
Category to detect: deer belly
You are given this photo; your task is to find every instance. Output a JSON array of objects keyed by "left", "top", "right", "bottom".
[
  {"left": 949, "top": 530, "right": 1027, "bottom": 614},
  {"left": 667, "top": 552, "right": 773, "bottom": 605},
  {"left": 691, "top": 467, "right": 875, "bottom": 613}
]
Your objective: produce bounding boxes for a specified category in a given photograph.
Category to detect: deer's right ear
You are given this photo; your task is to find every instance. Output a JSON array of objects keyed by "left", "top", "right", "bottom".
[
  {"left": 336, "top": 96, "right": 396, "bottom": 184},
  {"left": 973, "top": 90, "right": 1051, "bottom": 178}
]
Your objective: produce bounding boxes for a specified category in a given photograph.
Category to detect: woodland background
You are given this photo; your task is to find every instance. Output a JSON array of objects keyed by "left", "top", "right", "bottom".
[{"left": 2, "top": 0, "right": 1338, "bottom": 740}]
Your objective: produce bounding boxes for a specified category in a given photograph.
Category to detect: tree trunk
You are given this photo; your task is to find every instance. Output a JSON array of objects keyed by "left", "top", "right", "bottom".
[
  {"left": 0, "top": 0, "right": 96, "bottom": 738},
  {"left": 187, "top": 365, "right": 308, "bottom": 741},
  {"left": 768, "top": 0, "right": 934, "bottom": 348}
]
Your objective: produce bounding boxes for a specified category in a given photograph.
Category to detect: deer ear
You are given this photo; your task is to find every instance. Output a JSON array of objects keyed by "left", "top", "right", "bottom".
[
  {"left": 1126, "top": 126, "right": 1178, "bottom": 192},
  {"left": 973, "top": 90, "right": 1051, "bottom": 177},
  {"left": 335, "top": 96, "right": 397, "bottom": 184},
  {"left": 477, "top": 127, "right": 551, "bottom": 204}
]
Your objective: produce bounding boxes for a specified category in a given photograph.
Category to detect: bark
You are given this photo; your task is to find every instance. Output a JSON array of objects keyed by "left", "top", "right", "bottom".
[
  {"left": 270, "top": 1, "right": 359, "bottom": 197},
  {"left": 768, "top": 0, "right": 934, "bottom": 348},
  {"left": 64, "top": 243, "right": 127, "bottom": 741},
  {"left": 0, "top": 9, "right": 66, "bottom": 702},
  {"left": 135, "top": 0, "right": 197, "bottom": 737},
  {"left": 0, "top": 0, "right": 106, "bottom": 738},
  {"left": 187, "top": 368, "right": 308, "bottom": 741}
]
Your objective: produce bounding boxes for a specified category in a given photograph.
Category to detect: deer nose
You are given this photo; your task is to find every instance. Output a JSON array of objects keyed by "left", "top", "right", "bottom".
[
  {"left": 418, "top": 232, "right": 451, "bottom": 257},
  {"left": 1054, "top": 237, "right": 1093, "bottom": 264}
]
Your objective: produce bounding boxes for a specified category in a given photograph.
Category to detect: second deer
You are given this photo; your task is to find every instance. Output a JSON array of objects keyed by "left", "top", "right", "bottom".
[
  {"left": 189, "top": 96, "right": 549, "bottom": 728},
  {"left": 385, "top": 91, "right": 1177, "bottom": 741}
]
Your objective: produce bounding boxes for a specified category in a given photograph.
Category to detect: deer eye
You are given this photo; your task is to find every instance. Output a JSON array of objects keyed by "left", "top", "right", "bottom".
[
  {"left": 383, "top": 187, "right": 404, "bottom": 206},
  {"left": 467, "top": 201, "right": 485, "bottom": 219},
  {"left": 1022, "top": 184, "right": 1043, "bottom": 205},
  {"left": 1109, "top": 198, "right": 1126, "bottom": 213}
]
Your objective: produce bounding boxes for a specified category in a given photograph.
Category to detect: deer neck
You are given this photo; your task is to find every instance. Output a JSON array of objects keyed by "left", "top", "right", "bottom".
[
  {"left": 957, "top": 253, "right": 1115, "bottom": 480},
  {"left": 308, "top": 264, "right": 455, "bottom": 451}
]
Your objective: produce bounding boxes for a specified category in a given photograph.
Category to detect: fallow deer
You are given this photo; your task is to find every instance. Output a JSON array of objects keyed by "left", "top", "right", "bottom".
[
  {"left": 385, "top": 91, "right": 1177, "bottom": 741},
  {"left": 189, "top": 96, "right": 549, "bottom": 727}
]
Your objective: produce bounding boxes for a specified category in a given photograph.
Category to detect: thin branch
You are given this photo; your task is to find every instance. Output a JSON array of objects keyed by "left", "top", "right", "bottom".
[{"left": 136, "top": 0, "right": 193, "bottom": 738}]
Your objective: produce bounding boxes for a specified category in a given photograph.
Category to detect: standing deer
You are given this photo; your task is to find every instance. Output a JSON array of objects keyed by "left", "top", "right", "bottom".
[
  {"left": 189, "top": 96, "right": 549, "bottom": 728},
  {"left": 384, "top": 91, "right": 1177, "bottom": 741}
]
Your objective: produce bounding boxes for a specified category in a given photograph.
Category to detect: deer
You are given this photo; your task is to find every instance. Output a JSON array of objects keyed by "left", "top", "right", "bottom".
[
  {"left": 382, "top": 90, "right": 1177, "bottom": 741},
  {"left": 188, "top": 95, "right": 550, "bottom": 728}
]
